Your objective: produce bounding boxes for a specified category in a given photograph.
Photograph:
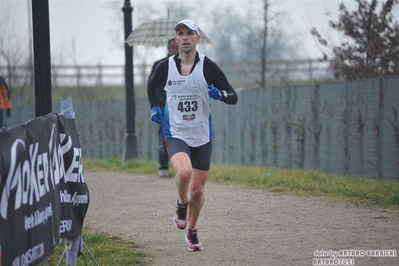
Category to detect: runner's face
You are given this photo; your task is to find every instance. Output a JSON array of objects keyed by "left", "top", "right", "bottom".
[{"left": 175, "top": 26, "right": 200, "bottom": 53}]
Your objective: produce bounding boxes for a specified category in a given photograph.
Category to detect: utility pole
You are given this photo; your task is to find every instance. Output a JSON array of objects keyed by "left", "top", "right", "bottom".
[
  {"left": 31, "top": 0, "right": 52, "bottom": 116},
  {"left": 122, "top": 0, "right": 138, "bottom": 160},
  {"left": 27, "top": 0, "right": 34, "bottom": 86},
  {"left": 260, "top": 0, "right": 269, "bottom": 88}
]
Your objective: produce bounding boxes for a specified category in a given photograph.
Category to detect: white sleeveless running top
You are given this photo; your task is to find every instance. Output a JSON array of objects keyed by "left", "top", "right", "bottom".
[{"left": 163, "top": 53, "right": 212, "bottom": 147}]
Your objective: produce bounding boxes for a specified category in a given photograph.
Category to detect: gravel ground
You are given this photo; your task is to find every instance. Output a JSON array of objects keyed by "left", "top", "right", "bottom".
[{"left": 84, "top": 171, "right": 399, "bottom": 266}]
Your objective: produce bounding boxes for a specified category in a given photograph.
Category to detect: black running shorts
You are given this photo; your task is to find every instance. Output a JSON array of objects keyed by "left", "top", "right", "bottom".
[{"left": 166, "top": 138, "right": 212, "bottom": 171}]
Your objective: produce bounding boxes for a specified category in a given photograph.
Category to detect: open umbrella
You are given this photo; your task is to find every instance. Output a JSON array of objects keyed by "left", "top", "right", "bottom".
[{"left": 125, "top": 17, "right": 211, "bottom": 48}]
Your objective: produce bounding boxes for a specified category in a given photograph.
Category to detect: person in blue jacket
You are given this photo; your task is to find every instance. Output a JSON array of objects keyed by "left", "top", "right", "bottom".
[{"left": 148, "top": 38, "right": 178, "bottom": 177}]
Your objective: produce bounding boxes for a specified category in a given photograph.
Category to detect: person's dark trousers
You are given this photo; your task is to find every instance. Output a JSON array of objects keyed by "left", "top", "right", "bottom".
[
  {"left": 158, "top": 125, "right": 169, "bottom": 170},
  {"left": 0, "top": 110, "right": 4, "bottom": 128}
]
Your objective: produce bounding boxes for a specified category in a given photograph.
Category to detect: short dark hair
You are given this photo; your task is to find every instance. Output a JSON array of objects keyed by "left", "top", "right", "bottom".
[{"left": 167, "top": 38, "right": 175, "bottom": 47}]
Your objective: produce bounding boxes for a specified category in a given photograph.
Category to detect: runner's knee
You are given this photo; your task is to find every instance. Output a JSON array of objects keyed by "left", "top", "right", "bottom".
[
  {"left": 190, "top": 187, "right": 204, "bottom": 201},
  {"left": 176, "top": 168, "right": 192, "bottom": 183}
]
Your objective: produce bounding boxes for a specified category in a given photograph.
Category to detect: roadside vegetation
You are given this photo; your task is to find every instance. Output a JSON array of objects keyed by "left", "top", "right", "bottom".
[
  {"left": 47, "top": 158, "right": 398, "bottom": 265},
  {"left": 84, "top": 158, "right": 399, "bottom": 209},
  {"left": 47, "top": 227, "right": 146, "bottom": 266}
]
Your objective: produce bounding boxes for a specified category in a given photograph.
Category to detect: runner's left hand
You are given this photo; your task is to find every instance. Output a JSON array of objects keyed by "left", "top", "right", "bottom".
[{"left": 208, "top": 85, "right": 222, "bottom": 100}]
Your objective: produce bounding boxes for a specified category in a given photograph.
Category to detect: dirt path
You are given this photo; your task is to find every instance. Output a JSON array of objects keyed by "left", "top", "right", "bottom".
[{"left": 83, "top": 172, "right": 398, "bottom": 266}]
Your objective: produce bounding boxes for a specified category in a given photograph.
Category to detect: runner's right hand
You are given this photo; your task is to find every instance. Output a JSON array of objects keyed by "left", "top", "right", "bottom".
[{"left": 150, "top": 106, "right": 163, "bottom": 124}]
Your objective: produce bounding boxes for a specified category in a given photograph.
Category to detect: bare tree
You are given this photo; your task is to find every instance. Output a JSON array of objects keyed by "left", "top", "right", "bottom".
[
  {"left": 0, "top": 4, "right": 30, "bottom": 87},
  {"left": 0, "top": 1, "right": 32, "bottom": 110},
  {"left": 311, "top": 0, "right": 399, "bottom": 80},
  {"left": 260, "top": 0, "right": 270, "bottom": 87},
  {"left": 236, "top": 0, "right": 301, "bottom": 87},
  {"left": 203, "top": 5, "right": 244, "bottom": 63}
]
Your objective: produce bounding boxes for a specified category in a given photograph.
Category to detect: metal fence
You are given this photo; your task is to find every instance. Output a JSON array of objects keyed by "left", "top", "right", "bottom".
[
  {"left": 210, "top": 77, "right": 399, "bottom": 181},
  {"left": 0, "top": 59, "right": 332, "bottom": 87},
  {"left": 4, "top": 76, "right": 399, "bottom": 181}
]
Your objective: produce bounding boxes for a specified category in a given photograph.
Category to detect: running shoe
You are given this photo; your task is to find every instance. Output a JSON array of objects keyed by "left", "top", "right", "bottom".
[
  {"left": 173, "top": 200, "right": 188, "bottom": 229},
  {"left": 185, "top": 228, "right": 203, "bottom": 251},
  {"left": 158, "top": 169, "right": 169, "bottom": 178}
]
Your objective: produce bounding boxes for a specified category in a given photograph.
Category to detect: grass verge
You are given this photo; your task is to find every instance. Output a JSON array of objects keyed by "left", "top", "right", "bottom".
[
  {"left": 83, "top": 158, "right": 399, "bottom": 210},
  {"left": 47, "top": 227, "right": 146, "bottom": 266},
  {"left": 209, "top": 164, "right": 399, "bottom": 209}
]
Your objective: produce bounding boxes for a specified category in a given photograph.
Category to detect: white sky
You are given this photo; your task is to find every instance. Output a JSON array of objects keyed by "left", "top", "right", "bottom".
[{"left": 2, "top": 0, "right": 398, "bottom": 66}]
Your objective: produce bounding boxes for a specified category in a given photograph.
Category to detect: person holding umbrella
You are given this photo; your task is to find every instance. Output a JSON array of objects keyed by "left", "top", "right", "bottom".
[
  {"left": 148, "top": 38, "right": 178, "bottom": 178},
  {"left": 147, "top": 19, "right": 238, "bottom": 251}
]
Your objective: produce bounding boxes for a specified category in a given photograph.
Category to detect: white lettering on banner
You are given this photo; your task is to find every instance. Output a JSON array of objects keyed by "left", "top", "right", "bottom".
[
  {"left": 12, "top": 242, "right": 45, "bottom": 266},
  {"left": 65, "top": 146, "right": 85, "bottom": 183},
  {"left": 0, "top": 125, "right": 65, "bottom": 219},
  {"left": 59, "top": 219, "right": 73, "bottom": 233},
  {"left": 60, "top": 190, "right": 71, "bottom": 203},
  {"left": 71, "top": 192, "right": 89, "bottom": 206},
  {"left": 59, "top": 133, "right": 72, "bottom": 156},
  {"left": 60, "top": 190, "right": 88, "bottom": 206},
  {"left": 60, "top": 133, "right": 85, "bottom": 182},
  {"left": 24, "top": 202, "right": 53, "bottom": 231}
]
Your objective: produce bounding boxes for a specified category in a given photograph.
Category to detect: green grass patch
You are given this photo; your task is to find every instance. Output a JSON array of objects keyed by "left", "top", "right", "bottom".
[
  {"left": 209, "top": 165, "right": 399, "bottom": 209},
  {"left": 83, "top": 158, "right": 160, "bottom": 175},
  {"left": 83, "top": 159, "right": 399, "bottom": 209},
  {"left": 47, "top": 227, "right": 146, "bottom": 265}
]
